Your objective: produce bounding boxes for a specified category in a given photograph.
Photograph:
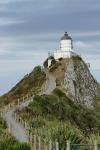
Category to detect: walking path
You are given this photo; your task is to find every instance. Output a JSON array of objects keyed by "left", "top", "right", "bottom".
[
  {"left": 3, "top": 99, "right": 32, "bottom": 142},
  {"left": 2, "top": 71, "right": 56, "bottom": 143},
  {"left": 43, "top": 71, "right": 56, "bottom": 95}
]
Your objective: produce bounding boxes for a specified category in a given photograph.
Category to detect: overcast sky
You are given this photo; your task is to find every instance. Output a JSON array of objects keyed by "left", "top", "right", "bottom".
[{"left": 0, "top": 0, "right": 100, "bottom": 95}]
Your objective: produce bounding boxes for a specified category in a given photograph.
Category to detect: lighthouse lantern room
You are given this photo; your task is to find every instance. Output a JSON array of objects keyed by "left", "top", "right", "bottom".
[{"left": 60, "top": 32, "right": 73, "bottom": 51}]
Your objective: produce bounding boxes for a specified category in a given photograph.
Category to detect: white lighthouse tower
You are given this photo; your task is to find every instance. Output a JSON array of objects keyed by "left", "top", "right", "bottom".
[
  {"left": 60, "top": 32, "right": 73, "bottom": 51},
  {"left": 54, "top": 32, "right": 76, "bottom": 60}
]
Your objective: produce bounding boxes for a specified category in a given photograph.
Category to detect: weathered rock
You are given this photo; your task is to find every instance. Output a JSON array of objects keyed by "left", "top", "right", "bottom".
[{"left": 63, "top": 56, "right": 98, "bottom": 107}]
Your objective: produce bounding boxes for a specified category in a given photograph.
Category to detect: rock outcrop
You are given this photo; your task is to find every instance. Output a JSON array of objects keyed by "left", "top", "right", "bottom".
[
  {"left": 45, "top": 56, "right": 98, "bottom": 107},
  {"left": 63, "top": 56, "right": 98, "bottom": 107}
]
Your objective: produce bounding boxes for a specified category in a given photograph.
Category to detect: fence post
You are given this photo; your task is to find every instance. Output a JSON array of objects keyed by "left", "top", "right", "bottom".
[
  {"left": 66, "top": 140, "right": 70, "bottom": 150},
  {"left": 4, "top": 106, "right": 6, "bottom": 112},
  {"left": 34, "top": 135, "right": 36, "bottom": 150},
  {"left": 45, "top": 146, "right": 48, "bottom": 150},
  {"left": 17, "top": 114, "right": 20, "bottom": 123},
  {"left": 56, "top": 141, "right": 59, "bottom": 150},
  {"left": 18, "top": 99, "right": 20, "bottom": 105},
  {"left": 19, "top": 116, "right": 21, "bottom": 123},
  {"left": 8, "top": 122, "right": 11, "bottom": 133},
  {"left": 9, "top": 104, "right": 11, "bottom": 110},
  {"left": 49, "top": 140, "right": 52, "bottom": 150},
  {"left": 27, "top": 94, "right": 29, "bottom": 100},
  {"left": 38, "top": 136, "right": 41, "bottom": 150},
  {"left": 23, "top": 96, "right": 25, "bottom": 102},
  {"left": 94, "top": 140, "right": 98, "bottom": 150},
  {"left": 14, "top": 113, "right": 16, "bottom": 121},
  {"left": 5, "top": 128, "right": 8, "bottom": 137},
  {"left": 30, "top": 133, "right": 33, "bottom": 144}
]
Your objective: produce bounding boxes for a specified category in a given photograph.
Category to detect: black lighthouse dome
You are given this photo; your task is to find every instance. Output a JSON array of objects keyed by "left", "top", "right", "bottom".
[{"left": 61, "top": 32, "right": 72, "bottom": 40}]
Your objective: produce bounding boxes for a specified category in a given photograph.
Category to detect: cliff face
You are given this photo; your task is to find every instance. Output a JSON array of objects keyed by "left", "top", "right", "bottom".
[
  {"left": 63, "top": 56, "right": 98, "bottom": 107},
  {"left": 45, "top": 56, "right": 98, "bottom": 107}
]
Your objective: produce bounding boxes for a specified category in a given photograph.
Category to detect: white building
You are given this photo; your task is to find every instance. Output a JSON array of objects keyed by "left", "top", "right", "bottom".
[{"left": 54, "top": 32, "right": 77, "bottom": 60}]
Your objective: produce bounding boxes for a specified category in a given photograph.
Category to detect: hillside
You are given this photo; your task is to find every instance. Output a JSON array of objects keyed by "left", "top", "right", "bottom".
[
  {"left": 0, "top": 66, "right": 46, "bottom": 106},
  {"left": 19, "top": 88, "right": 100, "bottom": 132},
  {"left": 0, "top": 56, "right": 98, "bottom": 108},
  {"left": 44, "top": 56, "right": 98, "bottom": 107},
  {"left": 0, "top": 56, "right": 100, "bottom": 149},
  {"left": 94, "top": 84, "right": 100, "bottom": 118},
  {"left": 0, "top": 116, "right": 30, "bottom": 150},
  {"left": 16, "top": 88, "right": 100, "bottom": 149}
]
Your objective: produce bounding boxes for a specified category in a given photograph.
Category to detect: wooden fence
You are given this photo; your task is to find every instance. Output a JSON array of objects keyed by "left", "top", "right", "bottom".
[
  {"left": 8, "top": 112, "right": 99, "bottom": 150},
  {"left": 0, "top": 92, "right": 100, "bottom": 150},
  {"left": 29, "top": 138, "right": 99, "bottom": 150}
]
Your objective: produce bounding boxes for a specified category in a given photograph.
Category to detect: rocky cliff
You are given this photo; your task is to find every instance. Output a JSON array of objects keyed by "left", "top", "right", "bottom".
[
  {"left": 63, "top": 56, "right": 98, "bottom": 107},
  {"left": 44, "top": 56, "right": 98, "bottom": 107}
]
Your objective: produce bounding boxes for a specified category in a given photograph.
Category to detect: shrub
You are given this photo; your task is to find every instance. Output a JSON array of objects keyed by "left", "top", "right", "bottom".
[{"left": 33, "top": 66, "right": 42, "bottom": 74}]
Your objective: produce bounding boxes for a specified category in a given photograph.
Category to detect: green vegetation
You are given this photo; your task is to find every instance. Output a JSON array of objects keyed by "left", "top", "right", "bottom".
[
  {"left": 0, "top": 65, "right": 46, "bottom": 149},
  {"left": 94, "top": 84, "right": 100, "bottom": 130},
  {"left": 72, "top": 55, "right": 82, "bottom": 61},
  {"left": 0, "top": 116, "right": 30, "bottom": 150},
  {"left": 0, "top": 66, "right": 46, "bottom": 105},
  {"left": 0, "top": 116, "right": 7, "bottom": 140},
  {"left": 17, "top": 88, "right": 100, "bottom": 149},
  {"left": 0, "top": 61, "right": 99, "bottom": 149},
  {"left": 0, "top": 138, "right": 30, "bottom": 150}
]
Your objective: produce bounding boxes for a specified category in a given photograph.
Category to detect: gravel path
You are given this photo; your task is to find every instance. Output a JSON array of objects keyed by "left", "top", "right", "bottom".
[
  {"left": 3, "top": 99, "right": 32, "bottom": 142},
  {"left": 44, "top": 72, "right": 56, "bottom": 95},
  {"left": 2, "top": 71, "right": 56, "bottom": 142}
]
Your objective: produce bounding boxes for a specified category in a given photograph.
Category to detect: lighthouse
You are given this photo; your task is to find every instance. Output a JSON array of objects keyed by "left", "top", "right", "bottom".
[
  {"left": 54, "top": 32, "right": 76, "bottom": 60},
  {"left": 60, "top": 32, "right": 73, "bottom": 51}
]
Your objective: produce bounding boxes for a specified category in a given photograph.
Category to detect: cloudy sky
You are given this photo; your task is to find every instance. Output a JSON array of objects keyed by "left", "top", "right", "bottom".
[{"left": 0, "top": 0, "right": 100, "bottom": 95}]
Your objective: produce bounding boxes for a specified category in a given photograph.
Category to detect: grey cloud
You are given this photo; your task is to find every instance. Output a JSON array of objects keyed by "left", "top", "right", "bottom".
[{"left": 0, "top": 0, "right": 100, "bottom": 95}]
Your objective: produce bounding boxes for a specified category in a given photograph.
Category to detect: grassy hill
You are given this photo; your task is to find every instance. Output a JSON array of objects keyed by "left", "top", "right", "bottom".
[
  {"left": 0, "top": 66, "right": 45, "bottom": 149},
  {"left": 16, "top": 88, "right": 100, "bottom": 149},
  {"left": 0, "top": 66, "right": 46, "bottom": 106},
  {"left": 0, "top": 62, "right": 99, "bottom": 149}
]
